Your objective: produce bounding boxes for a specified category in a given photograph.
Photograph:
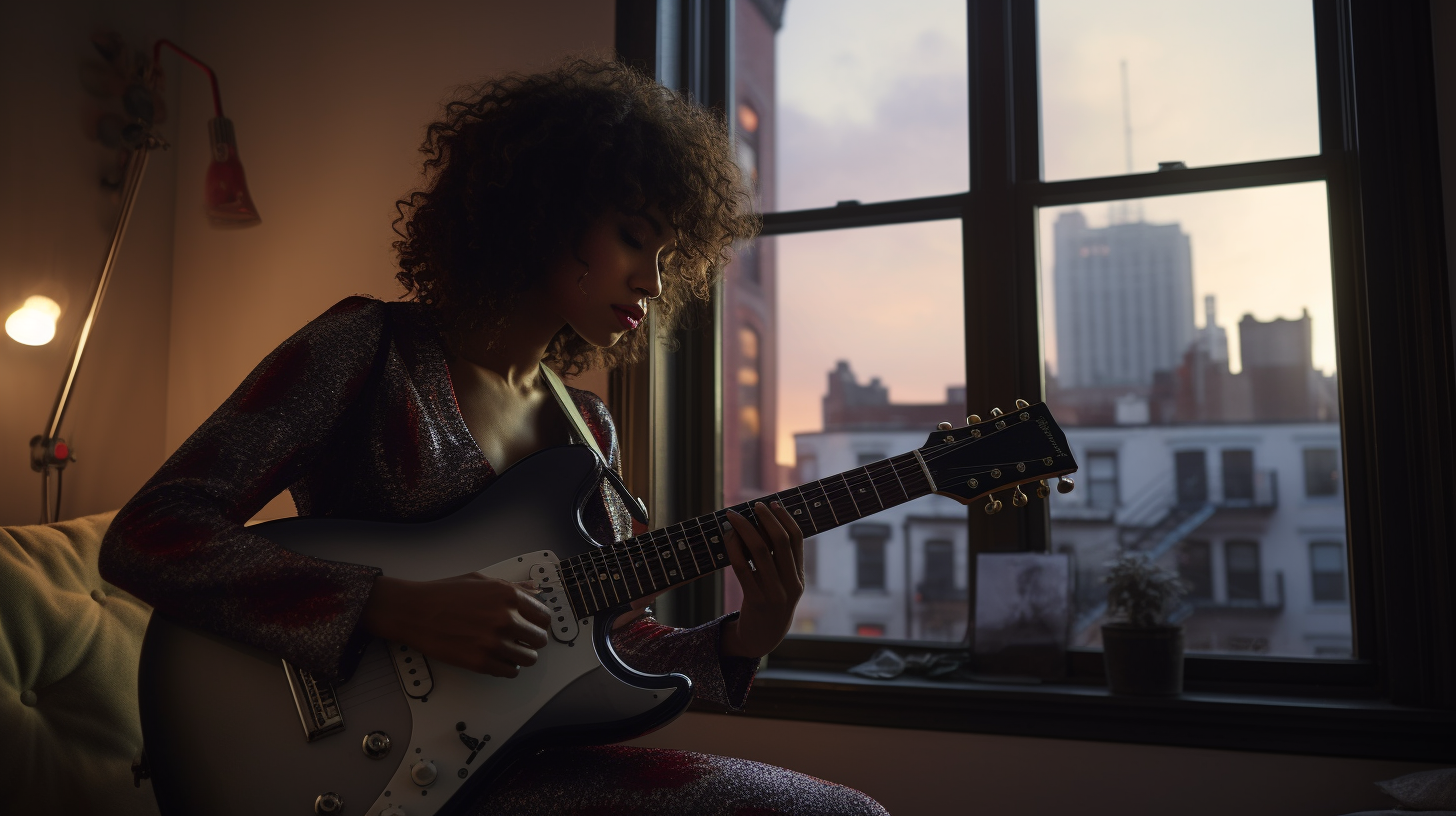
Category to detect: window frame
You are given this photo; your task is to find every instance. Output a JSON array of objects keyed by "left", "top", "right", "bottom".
[{"left": 615, "top": 0, "right": 1456, "bottom": 760}]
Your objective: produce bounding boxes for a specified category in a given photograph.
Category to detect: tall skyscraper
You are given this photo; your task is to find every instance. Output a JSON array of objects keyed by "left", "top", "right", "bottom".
[{"left": 1053, "top": 210, "right": 1195, "bottom": 390}]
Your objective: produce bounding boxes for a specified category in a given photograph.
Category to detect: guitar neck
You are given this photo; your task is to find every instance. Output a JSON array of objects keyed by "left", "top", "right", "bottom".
[{"left": 559, "top": 452, "right": 934, "bottom": 617}]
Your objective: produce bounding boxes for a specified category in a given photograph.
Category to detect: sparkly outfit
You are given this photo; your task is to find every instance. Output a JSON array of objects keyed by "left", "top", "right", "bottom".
[{"left": 100, "top": 296, "right": 886, "bottom": 816}]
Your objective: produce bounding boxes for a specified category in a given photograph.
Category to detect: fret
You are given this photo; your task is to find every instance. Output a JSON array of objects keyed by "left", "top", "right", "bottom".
[
  {"left": 892, "top": 452, "right": 933, "bottom": 497},
  {"left": 574, "top": 555, "right": 607, "bottom": 613},
  {"left": 885, "top": 460, "right": 908, "bottom": 504},
  {"left": 798, "top": 481, "right": 838, "bottom": 531},
  {"left": 814, "top": 476, "right": 850, "bottom": 527},
  {"left": 603, "top": 546, "right": 632, "bottom": 602},
  {"left": 661, "top": 527, "right": 689, "bottom": 583},
  {"left": 588, "top": 548, "right": 622, "bottom": 606},
  {"left": 861, "top": 465, "right": 886, "bottom": 511},
  {"left": 636, "top": 531, "right": 669, "bottom": 590},
  {"left": 620, "top": 539, "right": 649, "bottom": 598},
  {"left": 648, "top": 530, "right": 683, "bottom": 586},
  {"left": 780, "top": 485, "right": 818, "bottom": 535},
  {"left": 672, "top": 523, "right": 706, "bottom": 577},
  {"left": 838, "top": 475, "right": 856, "bottom": 518},
  {"left": 629, "top": 538, "right": 663, "bottom": 596},
  {"left": 692, "top": 515, "right": 729, "bottom": 570},
  {"left": 562, "top": 561, "right": 592, "bottom": 617}
]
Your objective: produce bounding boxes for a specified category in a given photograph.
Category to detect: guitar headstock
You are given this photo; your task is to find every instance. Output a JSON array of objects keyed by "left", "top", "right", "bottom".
[{"left": 916, "top": 399, "right": 1079, "bottom": 513}]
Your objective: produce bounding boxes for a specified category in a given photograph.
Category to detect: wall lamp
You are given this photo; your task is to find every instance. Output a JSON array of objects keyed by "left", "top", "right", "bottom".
[{"left": 24, "top": 37, "right": 260, "bottom": 523}]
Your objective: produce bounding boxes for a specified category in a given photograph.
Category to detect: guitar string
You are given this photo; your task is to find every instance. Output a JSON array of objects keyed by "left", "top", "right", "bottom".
[{"left": 562, "top": 412, "right": 1070, "bottom": 613}]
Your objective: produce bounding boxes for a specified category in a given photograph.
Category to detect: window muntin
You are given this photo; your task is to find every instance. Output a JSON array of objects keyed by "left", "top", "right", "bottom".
[
  {"left": 1037, "top": 0, "right": 1320, "bottom": 181},
  {"left": 770, "top": 0, "right": 969, "bottom": 210}
]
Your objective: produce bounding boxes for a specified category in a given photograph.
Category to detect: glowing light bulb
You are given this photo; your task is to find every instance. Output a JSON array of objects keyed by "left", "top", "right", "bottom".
[{"left": 6, "top": 296, "right": 61, "bottom": 346}]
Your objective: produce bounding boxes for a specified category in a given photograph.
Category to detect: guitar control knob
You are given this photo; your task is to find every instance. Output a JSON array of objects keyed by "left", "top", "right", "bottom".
[
  {"left": 411, "top": 759, "right": 438, "bottom": 787},
  {"left": 362, "top": 730, "right": 391, "bottom": 759},
  {"left": 314, "top": 792, "right": 344, "bottom": 814}
]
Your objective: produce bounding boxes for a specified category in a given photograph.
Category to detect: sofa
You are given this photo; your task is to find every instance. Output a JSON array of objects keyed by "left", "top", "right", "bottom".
[{"left": 1, "top": 511, "right": 160, "bottom": 815}]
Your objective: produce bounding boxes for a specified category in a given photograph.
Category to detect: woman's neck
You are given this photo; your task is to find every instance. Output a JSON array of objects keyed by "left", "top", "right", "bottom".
[{"left": 448, "top": 299, "right": 565, "bottom": 391}]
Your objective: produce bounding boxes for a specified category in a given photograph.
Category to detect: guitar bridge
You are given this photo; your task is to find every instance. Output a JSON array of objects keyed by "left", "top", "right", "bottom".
[{"left": 282, "top": 659, "right": 344, "bottom": 742}]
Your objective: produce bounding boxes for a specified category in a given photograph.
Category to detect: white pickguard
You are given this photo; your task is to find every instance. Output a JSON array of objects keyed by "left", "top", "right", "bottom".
[{"left": 363, "top": 553, "right": 675, "bottom": 816}]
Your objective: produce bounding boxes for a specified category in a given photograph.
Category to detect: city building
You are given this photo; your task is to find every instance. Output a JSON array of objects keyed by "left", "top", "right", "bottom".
[
  {"left": 1052, "top": 210, "right": 1195, "bottom": 390},
  {"left": 793, "top": 362, "right": 1352, "bottom": 658}
]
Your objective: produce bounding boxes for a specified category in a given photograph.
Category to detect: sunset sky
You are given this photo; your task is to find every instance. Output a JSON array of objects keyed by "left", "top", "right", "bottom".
[{"left": 764, "top": 0, "right": 1331, "bottom": 465}]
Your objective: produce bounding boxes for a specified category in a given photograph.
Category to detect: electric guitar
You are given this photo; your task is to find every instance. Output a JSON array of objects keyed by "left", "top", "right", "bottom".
[{"left": 138, "top": 402, "right": 1077, "bottom": 816}]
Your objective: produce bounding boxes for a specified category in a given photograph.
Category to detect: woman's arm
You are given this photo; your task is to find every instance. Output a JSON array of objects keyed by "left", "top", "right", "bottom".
[{"left": 100, "top": 297, "right": 389, "bottom": 681}]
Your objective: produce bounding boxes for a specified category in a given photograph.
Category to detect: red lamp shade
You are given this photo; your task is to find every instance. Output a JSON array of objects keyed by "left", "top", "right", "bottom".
[{"left": 205, "top": 117, "right": 261, "bottom": 225}]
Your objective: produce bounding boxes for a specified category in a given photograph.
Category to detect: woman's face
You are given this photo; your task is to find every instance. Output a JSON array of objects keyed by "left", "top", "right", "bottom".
[{"left": 546, "top": 208, "right": 673, "bottom": 348}]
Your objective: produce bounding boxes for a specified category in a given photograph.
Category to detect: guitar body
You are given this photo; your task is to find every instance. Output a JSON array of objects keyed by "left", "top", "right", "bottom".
[{"left": 138, "top": 444, "right": 692, "bottom": 816}]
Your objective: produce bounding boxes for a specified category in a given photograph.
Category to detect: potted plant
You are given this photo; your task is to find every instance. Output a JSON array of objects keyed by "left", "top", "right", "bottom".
[{"left": 1101, "top": 551, "right": 1190, "bottom": 696}]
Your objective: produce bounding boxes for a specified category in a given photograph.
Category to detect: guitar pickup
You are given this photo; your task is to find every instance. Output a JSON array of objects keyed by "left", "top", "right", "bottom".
[
  {"left": 281, "top": 660, "right": 344, "bottom": 742},
  {"left": 530, "top": 558, "right": 578, "bottom": 644},
  {"left": 391, "top": 644, "right": 433, "bottom": 699}
]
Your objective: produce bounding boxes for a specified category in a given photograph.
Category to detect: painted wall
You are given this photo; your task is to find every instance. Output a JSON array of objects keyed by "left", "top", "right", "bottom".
[
  {"left": 163, "top": 0, "right": 616, "bottom": 520},
  {"left": 0, "top": 1, "right": 183, "bottom": 526}
]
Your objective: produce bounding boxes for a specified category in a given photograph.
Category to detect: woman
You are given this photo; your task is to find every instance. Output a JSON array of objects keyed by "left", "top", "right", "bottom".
[{"left": 101, "top": 58, "right": 887, "bottom": 815}]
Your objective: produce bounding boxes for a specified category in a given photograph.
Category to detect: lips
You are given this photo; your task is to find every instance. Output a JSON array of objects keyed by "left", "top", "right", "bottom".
[{"left": 612, "top": 304, "right": 644, "bottom": 330}]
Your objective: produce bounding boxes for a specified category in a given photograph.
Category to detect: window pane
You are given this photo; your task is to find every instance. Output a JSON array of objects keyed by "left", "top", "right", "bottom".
[
  {"left": 721, "top": 220, "right": 968, "bottom": 642},
  {"left": 735, "top": 0, "right": 969, "bottom": 212},
  {"left": 1042, "top": 183, "right": 1352, "bottom": 659},
  {"left": 1038, "top": 0, "right": 1320, "bottom": 181},
  {"left": 1310, "top": 541, "right": 1347, "bottom": 603}
]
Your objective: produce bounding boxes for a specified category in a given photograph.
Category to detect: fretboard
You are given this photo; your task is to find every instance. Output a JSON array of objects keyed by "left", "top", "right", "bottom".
[{"left": 559, "top": 451, "right": 934, "bottom": 618}]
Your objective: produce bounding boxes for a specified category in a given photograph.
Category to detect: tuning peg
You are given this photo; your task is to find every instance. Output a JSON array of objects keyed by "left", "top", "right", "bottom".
[
  {"left": 966, "top": 414, "right": 981, "bottom": 425},
  {"left": 984, "top": 496, "right": 1004, "bottom": 515},
  {"left": 1036, "top": 480, "right": 1050, "bottom": 499},
  {"left": 1015, "top": 398, "right": 1030, "bottom": 409},
  {"left": 937, "top": 421, "right": 953, "bottom": 430},
  {"left": 1011, "top": 486, "right": 1028, "bottom": 507},
  {"left": 990, "top": 407, "right": 1003, "bottom": 417},
  {"left": 1057, "top": 476, "right": 1075, "bottom": 494}
]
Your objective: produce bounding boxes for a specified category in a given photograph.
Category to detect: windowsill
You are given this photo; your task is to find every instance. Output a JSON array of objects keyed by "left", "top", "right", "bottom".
[{"left": 695, "top": 667, "right": 1454, "bottom": 763}]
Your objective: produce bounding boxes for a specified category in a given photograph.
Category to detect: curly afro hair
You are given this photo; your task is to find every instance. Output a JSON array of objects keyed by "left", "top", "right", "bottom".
[{"left": 392, "top": 57, "right": 759, "bottom": 375}]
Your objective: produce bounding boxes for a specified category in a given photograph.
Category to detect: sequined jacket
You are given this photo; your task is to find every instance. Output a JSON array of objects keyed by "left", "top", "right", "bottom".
[{"left": 100, "top": 296, "right": 756, "bottom": 708}]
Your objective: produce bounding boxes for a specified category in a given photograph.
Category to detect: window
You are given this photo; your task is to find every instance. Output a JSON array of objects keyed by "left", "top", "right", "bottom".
[
  {"left": 1222, "top": 449, "right": 1254, "bottom": 503},
  {"left": 1310, "top": 541, "right": 1347, "bottom": 603},
  {"left": 1225, "top": 540, "right": 1262, "bottom": 603},
  {"left": 621, "top": 0, "right": 1456, "bottom": 748},
  {"left": 737, "top": 325, "right": 764, "bottom": 491},
  {"left": 853, "top": 524, "right": 890, "bottom": 591},
  {"left": 1174, "top": 450, "right": 1208, "bottom": 505},
  {"left": 1086, "top": 452, "right": 1118, "bottom": 510},
  {"left": 1304, "top": 447, "right": 1340, "bottom": 497},
  {"left": 856, "top": 623, "right": 887, "bottom": 638},
  {"left": 922, "top": 539, "right": 955, "bottom": 598},
  {"left": 1178, "top": 540, "right": 1214, "bottom": 602}
]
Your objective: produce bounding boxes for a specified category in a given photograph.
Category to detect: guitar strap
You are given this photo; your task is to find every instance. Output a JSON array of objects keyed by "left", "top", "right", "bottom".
[{"left": 538, "top": 362, "right": 651, "bottom": 527}]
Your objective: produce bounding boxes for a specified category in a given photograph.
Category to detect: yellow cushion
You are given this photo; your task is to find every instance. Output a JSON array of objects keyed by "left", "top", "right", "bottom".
[{"left": 0, "top": 511, "right": 159, "bottom": 815}]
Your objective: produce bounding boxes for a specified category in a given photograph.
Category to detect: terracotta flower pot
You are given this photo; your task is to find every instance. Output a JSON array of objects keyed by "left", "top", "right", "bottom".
[{"left": 1101, "top": 624, "right": 1184, "bottom": 696}]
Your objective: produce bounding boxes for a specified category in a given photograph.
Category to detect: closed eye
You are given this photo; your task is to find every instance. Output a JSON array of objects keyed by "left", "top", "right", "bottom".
[{"left": 619, "top": 228, "right": 644, "bottom": 250}]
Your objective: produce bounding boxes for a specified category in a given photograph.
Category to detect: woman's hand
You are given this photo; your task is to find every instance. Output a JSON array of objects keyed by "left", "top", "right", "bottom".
[
  {"left": 721, "top": 501, "right": 805, "bottom": 659},
  {"left": 362, "top": 572, "right": 552, "bottom": 678}
]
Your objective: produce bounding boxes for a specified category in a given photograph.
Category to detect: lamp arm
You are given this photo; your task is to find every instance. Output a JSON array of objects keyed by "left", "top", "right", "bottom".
[
  {"left": 39, "top": 144, "right": 153, "bottom": 456},
  {"left": 152, "top": 39, "right": 224, "bottom": 118}
]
